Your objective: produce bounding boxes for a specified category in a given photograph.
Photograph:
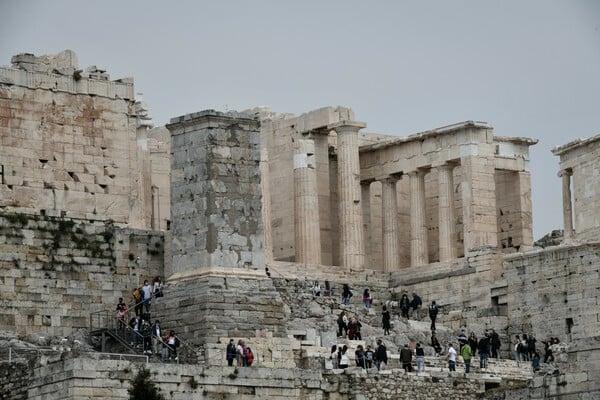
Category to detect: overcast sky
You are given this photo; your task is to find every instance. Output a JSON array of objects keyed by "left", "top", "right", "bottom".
[{"left": 1, "top": 0, "right": 599, "bottom": 240}]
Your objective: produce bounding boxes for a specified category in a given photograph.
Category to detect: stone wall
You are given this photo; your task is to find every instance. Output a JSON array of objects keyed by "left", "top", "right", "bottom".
[
  {"left": 27, "top": 357, "right": 524, "bottom": 400},
  {"left": 0, "top": 211, "right": 164, "bottom": 336},
  {"left": 0, "top": 360, "right": 29, "bottom": 400},
  {"left": 0, "top": 51, "right": 164, "bottom": 229},
  {"left": 152, "top": 274, "right": 287, "bottom": 346},
  {"left": 501, "top": 242, "right": 600, "bottom": 397}
]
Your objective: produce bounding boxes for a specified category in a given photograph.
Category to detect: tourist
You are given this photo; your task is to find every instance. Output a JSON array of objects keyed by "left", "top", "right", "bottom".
[
  {"left": 226, "top": 338, "right": 237, "bottom": 366},
  {"left": 382, "top": 305, "right": 391, "bottom": 336},
  {"left": 457, "top": 329, "right": 467, "bottom": 351},
  {"left": 338, "top": 345, "right": 349, "bottom": 369},
  {"left": 337, "top": 311, "right": 348, "bottom": 337},
  {"left": 348, "top": 317, "right": 362, "bottom": 340},
  {"left": 236, "top": 339, "right": 244, "bottom": 366},
  {"left": 365, "top": 345, "right": 374, "bottom": 369},
  {"left": 532, "top": 351, "right": 541, "bottom": 372},
  {"left": 400, "top": 344, "right": 413, "bottom": 372},
  {"left": 461, "top": 341, "right": 472, "bottom": 373},
  {"left": 330, "top": 345, "right": 338, "bottom": 368},
  {"left": 164, "top": 330, "right": 179, "bottom": 361},
  {"left": 468, "top": 332, "right": 478, "bottom": 356},
  {"left": 447, "top": 343, "right": 457, "bottom": 372},
  {"left": 513, "top": 335, "right": 521, "bottom": 366},
  {"left": 141, "top": 319, "right": 152, "bottom": 354},
  {"left": 355, "top": 344, "right": 366, "bottom": 368},
  {"left": 341, "top": 284, "right": 353, "bottom": 305},
  {"left": 130, "top": 316, "right": 141, "bottom": 348},
  {"left": 116, "top": 297, "right": 128, "bottom": 330},
  {"left": 245, "top": 347, "right": 254, "bottom": 366},
  {"left": 520, "top": 334, "right": 530, "bottom": 361},
  {"left": 141, "top": 280, "right": 152, "bottom": 314},
  {"left": 527, "top": 334, "right": 537, "bottom": 361},
  {"left": 428, "top": 300, "right": 438, "bottom": 331},
  {"left": 400, "top": 294, "right": 410, "bottom": 319},
  {"left": 362, "top": 288, "right": 372, "bottom": 308},
  {"left": 374, "top": 339, "right": 388, "bottom": 371},
  {"left": 410, "top": 292, "right": 422, "bottom": 320},
  {"left": 431, "top": 331, "right": 442, "bottom": 356},
  {"left": 544, "top": 338, "right": 554, "bottom": 363},
  {"left": 490, "top": 328, "right": 501, "bottom": 358},
  {"left": 311, "top": 281, "right": 321, "bottom": 296},
  {"left": 478, "top": 331, "right": 490, "bottom": 369},
  {"left": 132, "top": 286, "right": 143, "bottom": 317},
  {"left": 151, "top": 320, "right": 162, "bottom": 355},
  {"left": 152, "top": 276, "right": 163, "bottom": 298},
  {"left": 415, "top": 342, "right": 425, "bottom": 372}
]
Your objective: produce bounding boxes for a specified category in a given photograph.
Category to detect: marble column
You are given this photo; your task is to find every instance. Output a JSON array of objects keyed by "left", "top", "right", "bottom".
[
  {"left": 560, "top": 169, "right": 574, "bottom": 239},
  {"left": 361, "top": 179, "right": 374, "bottom": 269},
  {"left": 382, "top": 176, "right": 400, "bottom": 272},
  {"left": 329, "top": 120, "right": 366, "bottom": 271},
  {"left": 313, "top": 131, "right": 333, "bottom": 265},
  {"left": 437, "top": 164, "right": 456, "bottom": 262},
  {"left": 260, "top": 147, "right": 274, "bottom": 262},
  {"left": 409, "top": 170, "right": 428, "bottom": 266},
  {"left": 293, "top": 139, "right": 321, "bottom": 264}
]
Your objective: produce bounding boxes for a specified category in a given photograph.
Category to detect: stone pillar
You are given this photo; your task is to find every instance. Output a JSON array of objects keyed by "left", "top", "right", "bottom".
[
  {"left": 437, "top": 164, "right": 457, "bottom": 262},
  {"left": 361, "top": 179, "right": 374, "bottom": 269},
  {"left": 516, "top": 170, "right": 534, "bottom": 249},
  {"left": 166, "top": 110, "right": 265, "bottom": 278},
  {"left": 260, "top": 147, "right": 273, "bottom": 262},
  {"left": 409, "top": 170, "right": 428, "bottom": 267},
  {"left": 294, "top": 139, "right": 321, "bottom": 264},
  {"left": 560, "top": 169, "right": 574, "bottom": 239},
  {"left": 460, "top": 155, "right": 498, "bottom": 253},
  {"left": 313, "top": 132, "right": 333, "bottom": 265},
  {"left": 329, "top": 120, "right": 366, "bottom": 271},
  {"left": 382, "top": 176, "right": 400, "bottom": 272}
]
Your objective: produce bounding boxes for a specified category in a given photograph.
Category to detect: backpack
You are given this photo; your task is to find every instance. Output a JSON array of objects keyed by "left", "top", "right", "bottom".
[
  {"left": 133, "top": 288, "right": 142, "bottom": 302},
  {"left": 517, "top": 342, "right": 525, "bottom": 353}
]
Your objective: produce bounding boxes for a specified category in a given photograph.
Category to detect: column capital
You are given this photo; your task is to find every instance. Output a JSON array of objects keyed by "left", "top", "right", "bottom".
[
  {"left": 434, "top": 161, "right": 458, "bottom": 171},
  {"left": 557, "top": 168, "right": 573, "bottom": 178},
  {"left": 383, "top": 172, "right": 402, "bottom": 183},
  {"left": 407, "top": 168, "right": 429, "bottom": 177},
  {"left": 300, "top": 127, "right": 330, "bottom": 137},
  {"left": 327, "top": 120, "right": 367, "bottom": 132},
  {"left": 360, "top": 178, "right": 376, "bottom": 186}
]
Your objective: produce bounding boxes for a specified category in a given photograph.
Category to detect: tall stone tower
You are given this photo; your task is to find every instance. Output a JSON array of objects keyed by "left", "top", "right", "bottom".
[
  {"left": 168, "top": 110, "right": 265, "bottom": 279},
  {"left": 158, "top": 110, "right": 284, "bottom": 345}
]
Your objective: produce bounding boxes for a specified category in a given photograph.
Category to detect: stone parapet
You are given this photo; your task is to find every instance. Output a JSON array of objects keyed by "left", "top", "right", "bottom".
[{"left": 0, "top": 66, "right": 134, "bottom": 100}]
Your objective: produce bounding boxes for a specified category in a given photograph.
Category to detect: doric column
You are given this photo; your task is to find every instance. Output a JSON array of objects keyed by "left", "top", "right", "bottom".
[
  {"left": 329, "top": 120, "right": 366, "bottom": 271},
  {"left": 361, "top": 179, "right": 374, "bottom": 269},
  {"left": 382, "top": 175, "right": 400, "bottom": 272},
  {"left": 437, "top": 164, "right": 456, "bottom": 262},
  {"left": 294, "top": 139, "right": 321, "bottom": 264},
  {"left": 409, "top": 169, "right": 428, "bottom": 266},
  {"left": 313, "top": 131, "right": 333, "bottom": 265},
  {"left": 260, "top": 147, "right": 273, "bottom": 262},
  {"left": 560, "top": 169, "right": 574, "bottom": 239}
]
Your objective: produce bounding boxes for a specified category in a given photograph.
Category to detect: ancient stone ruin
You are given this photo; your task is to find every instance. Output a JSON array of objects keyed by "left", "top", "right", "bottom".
[{"left": 1, "top": 50, "right": 599, "bottom": 399}]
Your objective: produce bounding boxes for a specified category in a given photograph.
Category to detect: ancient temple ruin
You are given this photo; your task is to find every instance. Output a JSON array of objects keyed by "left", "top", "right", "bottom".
[{"left": 1, "top": 51, "right": 599, "bottom": 399}]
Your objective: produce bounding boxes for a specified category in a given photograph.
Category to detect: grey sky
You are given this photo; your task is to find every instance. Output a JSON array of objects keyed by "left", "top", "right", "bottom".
[{"left": 1, "top": 0, "right": 599, "bottom": 240}]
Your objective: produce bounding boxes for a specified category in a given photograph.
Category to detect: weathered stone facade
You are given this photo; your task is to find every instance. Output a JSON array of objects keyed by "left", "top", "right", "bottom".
[
  {"left": 0, "top": 211, "right": 163, "bottom": 337},
  {"left": 1, "top": 51, "right": 600, "bottom": 399},
  {"left": 0, "top": 50, "right": 170, "bottom": 230}
]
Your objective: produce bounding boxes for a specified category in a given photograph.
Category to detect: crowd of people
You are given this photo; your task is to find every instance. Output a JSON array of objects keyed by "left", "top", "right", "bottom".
[
  {"left": 115, "top": 276, "right": 181, "bottom": 361},
  {"left": 225, "top": 339, "right": 254, "bottom": 367},
  {"left": 309, "top": 281, "right": 557, "bottom": 374}
]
